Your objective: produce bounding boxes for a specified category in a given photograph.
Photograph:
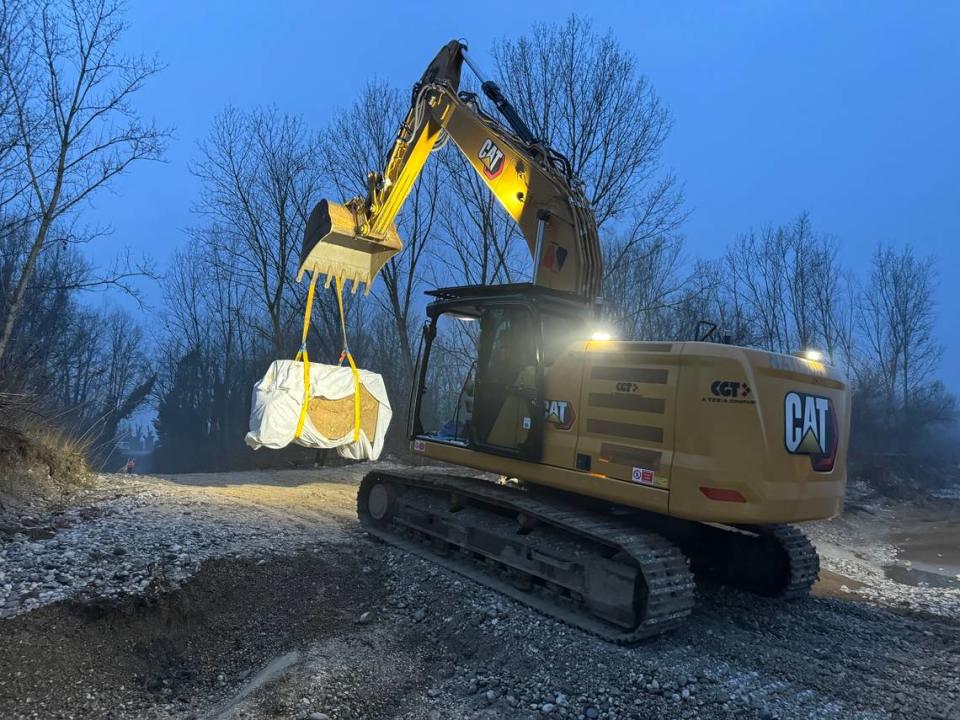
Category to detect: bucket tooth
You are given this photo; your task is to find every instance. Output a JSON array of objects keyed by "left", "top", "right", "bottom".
[{"left": 296, "top": 199, "right": 403, "bottom": 292}]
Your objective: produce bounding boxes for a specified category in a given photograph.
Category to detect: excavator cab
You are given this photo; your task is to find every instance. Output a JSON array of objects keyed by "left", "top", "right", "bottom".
[
  {"left": 472, "top": 305, "right": 539, "bottom": 453},
  {"left": 409, "top": 283, "right": 592, "bottom": 462}
]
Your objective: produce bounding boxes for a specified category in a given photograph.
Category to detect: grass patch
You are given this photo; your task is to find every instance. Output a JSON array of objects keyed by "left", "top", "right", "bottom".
[{"left": 0, "top": 414, "right": 93, "bottom": 511}]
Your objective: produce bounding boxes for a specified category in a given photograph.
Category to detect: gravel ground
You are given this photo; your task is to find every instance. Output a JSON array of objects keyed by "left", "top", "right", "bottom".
[
  {"left": 0, "top": 469, "right": 363, "bottom": 617},
  {"left": 1, "top": 468, "right": 958, "bottom": 720}
]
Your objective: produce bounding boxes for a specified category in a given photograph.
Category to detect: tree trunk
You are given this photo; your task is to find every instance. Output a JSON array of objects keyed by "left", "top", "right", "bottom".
[{"left": 0, "top": 213, "right": 54, "bottom": 367}]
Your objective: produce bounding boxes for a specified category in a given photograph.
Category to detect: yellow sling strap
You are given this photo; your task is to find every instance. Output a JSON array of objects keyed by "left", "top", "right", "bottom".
[
  {"left": 294, "top": 271, "right": 319, "bottom": 439},
  {"left": 334, "top": 276, "right": 362, "bottom": 442},
  {"left": 293, "top": 272, "right": 361, "bottom": 443}
]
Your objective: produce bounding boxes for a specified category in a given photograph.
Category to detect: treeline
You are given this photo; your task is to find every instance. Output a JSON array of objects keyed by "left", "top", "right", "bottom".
[
  {"left": 152, "top": 17, "right": 689, "bottom": 470},
  {"left": 150, "top": 17, "right": 955, "bottom": 472},
  {"left": 0, "top": 4, "right": 954, "bottom": 476},
  {"left": 0, "top": 0, "right": 161, "bottom": 468}
]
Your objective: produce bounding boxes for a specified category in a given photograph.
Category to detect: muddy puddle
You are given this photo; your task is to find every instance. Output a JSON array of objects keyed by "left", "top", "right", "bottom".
[
  {"left": 883, "top": 519, "right": 960, "bottom": 588},
  {"left": 884, "top": 564, "right": 960, "bottom": 588}
]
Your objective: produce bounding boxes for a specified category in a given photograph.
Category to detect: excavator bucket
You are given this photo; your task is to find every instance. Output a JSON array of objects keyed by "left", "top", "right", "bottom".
[{"left": 296, "top": 200, "right": 403, "bottom": 292}]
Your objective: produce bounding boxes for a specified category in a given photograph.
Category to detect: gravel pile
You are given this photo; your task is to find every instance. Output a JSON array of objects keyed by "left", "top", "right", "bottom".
[{"left": 0, "top": 475, "right": 341, "bottom": 618}]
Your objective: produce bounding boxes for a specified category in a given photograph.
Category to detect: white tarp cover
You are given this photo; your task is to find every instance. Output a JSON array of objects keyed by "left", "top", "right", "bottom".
[{"left": 245, "top": 359, "right": 392, "bottom": 460}]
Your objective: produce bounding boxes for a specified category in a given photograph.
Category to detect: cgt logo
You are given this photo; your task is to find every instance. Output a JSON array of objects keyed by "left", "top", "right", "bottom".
[
  {"left": 711, "top": 380, "right": 751, "bottom": 398},
  {"left": 784, "top": 391, "right": 838, "bottom": 471},
  {"left": 478, "top": 138, "right": 505, "bottom": 180},
  {"left": 705, "top": 380, "right": 755, "bottom": 405}
]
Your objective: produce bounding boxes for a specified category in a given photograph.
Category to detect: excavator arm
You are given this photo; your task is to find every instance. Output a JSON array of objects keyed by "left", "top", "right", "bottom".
[{"left": 297, "top": 40, "right": 603, "bottom": 300}]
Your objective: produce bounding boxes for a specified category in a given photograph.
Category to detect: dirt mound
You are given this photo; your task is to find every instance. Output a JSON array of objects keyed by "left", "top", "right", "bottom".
[
  {"left": 0, "top": 548, "right": 378, "bottom": 719},
  {"left": 0, "top": 423, "right": 91, "bottom": 513}
]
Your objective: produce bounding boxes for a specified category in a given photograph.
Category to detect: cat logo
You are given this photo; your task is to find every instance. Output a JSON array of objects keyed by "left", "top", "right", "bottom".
[
  {"left": 478, "top": 138, "right": 505, "bottom": 180},
  {"left": 784, "top": 391, "right": 834, "bottom": 458},
  {"left": 544, "top": 399, "right": 575, "bottom": 430}
]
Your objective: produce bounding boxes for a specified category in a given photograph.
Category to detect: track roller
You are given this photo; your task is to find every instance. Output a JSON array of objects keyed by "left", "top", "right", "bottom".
[{"left": 358, "top": 470, "right": 696, "bottom": 643}]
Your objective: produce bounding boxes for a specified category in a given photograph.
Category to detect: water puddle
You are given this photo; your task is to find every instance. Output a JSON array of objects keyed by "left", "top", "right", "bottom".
[
  {"left": 879, "top": 519, "right": 960, "bottom": 589},
  {"left": 883, "top": 564, "right": 960, "bottom": 589}
]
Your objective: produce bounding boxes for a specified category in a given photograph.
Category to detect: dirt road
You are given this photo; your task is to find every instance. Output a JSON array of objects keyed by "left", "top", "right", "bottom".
[{"left": 1, "top": 467, "right": 958, "bottom": 720}]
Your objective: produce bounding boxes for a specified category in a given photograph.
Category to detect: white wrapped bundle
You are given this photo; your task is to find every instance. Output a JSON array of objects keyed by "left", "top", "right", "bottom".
[{"left": 245, "top": 359, "right": 392, "bottom": 460}]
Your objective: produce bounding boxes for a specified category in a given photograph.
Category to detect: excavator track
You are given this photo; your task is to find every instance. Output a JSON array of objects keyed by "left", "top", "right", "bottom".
[
  {"left": 753, "top": 523, "right": 820, "bottom": 599},
  {"left": 669, "top": 521, "right": 820, "bottom": 600},
  {"left": 358, "top": 469, "right": 696, "bottom": 643}
]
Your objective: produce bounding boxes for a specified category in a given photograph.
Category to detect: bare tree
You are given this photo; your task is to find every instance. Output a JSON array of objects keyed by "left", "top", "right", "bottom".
[
  {"left": 0, "top": 1, "right": 27, "bottom": 212},
  {"left": 724, "top": 214, "right": 851, "bottom": 359},
  {"left": 192, "top": 106, "right": 321, "bottom": 355},
  {"left": 858, "top": 245, "right": 941, "bottom": 413},
  {"left": 154, "top": 234, "right": 263, "bottom": 470},
  {"left": 669, "top": 259, "right": 751, "bottom": 344},
  {"left": 0, "top": 0, "right": 166, "bottom": 366},
  {"left": 492, "top": 14, "right": 686, "bottom": 271},
  {"left": 603, "top": 232, "right": 687, "bottom": 340}
]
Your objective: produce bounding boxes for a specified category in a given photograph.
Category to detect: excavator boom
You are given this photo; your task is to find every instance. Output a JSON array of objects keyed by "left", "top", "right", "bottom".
[{"left": 297, "top": 40, "right": 603, "bottom": 299}]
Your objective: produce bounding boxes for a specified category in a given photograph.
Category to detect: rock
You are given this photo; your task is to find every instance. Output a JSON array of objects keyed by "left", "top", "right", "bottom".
[
  {"left": 354, "top": 611, "right": 372, "bottom": 625},
  {"left": 25, "top": 527, "right": 55, "bottom": 540},
  {"left": 484, "top": 689, "right": 497, "bottom": 703},
  {"left": 542, "top": 702, "right": 556, "bottom": 713},
  {"left": 413, "top": 608, "right": 426, "bottom": 622},
  {"left": 585, "top": 708, "right": 599, "bottom": 719}
]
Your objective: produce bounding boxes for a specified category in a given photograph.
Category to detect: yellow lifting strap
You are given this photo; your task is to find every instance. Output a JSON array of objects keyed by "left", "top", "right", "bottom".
[
  {"left": 334, "top": 276, "right": 362, "bottom": 443},
  {"left": 293, "top": 272, "right": 361, "bottom": 443},
  {"left": 293, "top": 271, "right": 319, "bottom": 439}
]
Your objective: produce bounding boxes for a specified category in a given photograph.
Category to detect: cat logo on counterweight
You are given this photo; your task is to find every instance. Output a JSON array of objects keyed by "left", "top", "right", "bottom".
[{"left": 784, "top": 391, "right": 838, "bottom": 471}]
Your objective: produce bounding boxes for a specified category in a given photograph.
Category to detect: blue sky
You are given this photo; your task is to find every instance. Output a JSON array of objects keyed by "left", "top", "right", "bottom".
[{"left": 87, "top": 1, "right": 960, "bottom": 385}]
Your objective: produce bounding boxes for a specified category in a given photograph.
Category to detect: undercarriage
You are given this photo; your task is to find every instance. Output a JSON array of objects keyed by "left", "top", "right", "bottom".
[{"left": 358, "top": 470, "right": 819, "bottom": 642}]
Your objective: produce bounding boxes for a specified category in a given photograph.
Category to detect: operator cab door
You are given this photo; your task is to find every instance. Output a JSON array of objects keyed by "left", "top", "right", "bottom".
[{"left": 471, "top": 305, "right": 543, "bottom": 460}]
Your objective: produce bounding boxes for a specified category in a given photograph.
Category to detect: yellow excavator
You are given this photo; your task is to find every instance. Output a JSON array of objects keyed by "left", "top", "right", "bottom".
[{"left": 297, "top": 40, "right": 850, "bottom": 641}]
